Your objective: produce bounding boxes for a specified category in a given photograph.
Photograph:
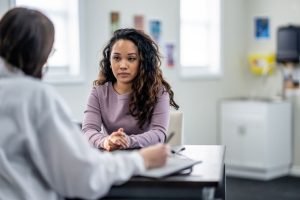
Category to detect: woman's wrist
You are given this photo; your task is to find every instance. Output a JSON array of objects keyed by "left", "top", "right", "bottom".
[
  {"left": 124, "top": 134, "right": 131, "bottom": 148},
  {"left": 100, "top": 136, "right": 110, "bottom": 150}
]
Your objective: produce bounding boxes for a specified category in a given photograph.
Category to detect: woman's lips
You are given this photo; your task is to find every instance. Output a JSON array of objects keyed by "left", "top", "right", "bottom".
[{"left": 118, "top": 73, "right": 130, "bottom": 76}]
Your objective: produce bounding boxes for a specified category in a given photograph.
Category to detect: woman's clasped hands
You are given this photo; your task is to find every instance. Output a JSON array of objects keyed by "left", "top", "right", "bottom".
[{"left": 103, "top": 128, "right": 129, "bottom": 151}]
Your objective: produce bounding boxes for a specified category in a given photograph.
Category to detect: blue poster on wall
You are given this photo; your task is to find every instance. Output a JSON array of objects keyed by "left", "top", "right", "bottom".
[
  {"left": 255, "top": 17, "right": 270, "bottom": 39},
  {"left": 149, "top": 20, "right": 161, "bottom": 42}
]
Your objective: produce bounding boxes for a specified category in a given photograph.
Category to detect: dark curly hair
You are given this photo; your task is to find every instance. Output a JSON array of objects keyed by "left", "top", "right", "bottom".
[{"left": 94, "top": 28, "right": 179, "bottom": 128}]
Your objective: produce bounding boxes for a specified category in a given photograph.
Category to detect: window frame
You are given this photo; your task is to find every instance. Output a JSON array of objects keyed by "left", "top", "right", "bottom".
[
  {"left": 179, "top": 0, "right": 223, "bottom": 79},
  {"left": 12, "top": 0, "right": 84, "bottom": 84}
]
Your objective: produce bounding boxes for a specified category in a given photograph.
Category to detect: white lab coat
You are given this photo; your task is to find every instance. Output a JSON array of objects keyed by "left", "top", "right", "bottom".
[{"left": 0, "top": 57, "right": 145, "bottom": 200}]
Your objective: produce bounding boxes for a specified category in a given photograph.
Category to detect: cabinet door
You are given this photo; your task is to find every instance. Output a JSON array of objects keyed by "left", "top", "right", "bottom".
[
  {"left": 221, "top": 118, "right": 243, "bottom": 166},
  {"left": 221, "top": 115, "right": 266, "bottom": 168},
  {"left": 239, "top": 117, "right": 266, "bottom": 168}
]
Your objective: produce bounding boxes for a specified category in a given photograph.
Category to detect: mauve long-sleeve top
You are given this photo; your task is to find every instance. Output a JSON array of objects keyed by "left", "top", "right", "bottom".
[{"left": 82, "top": 82, "right": 170, "bottom": 149}]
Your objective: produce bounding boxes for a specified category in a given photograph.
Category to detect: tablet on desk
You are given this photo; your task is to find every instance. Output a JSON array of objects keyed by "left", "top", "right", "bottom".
[{"left": 137, "top": 155, "right": 202, "bottom": 179}]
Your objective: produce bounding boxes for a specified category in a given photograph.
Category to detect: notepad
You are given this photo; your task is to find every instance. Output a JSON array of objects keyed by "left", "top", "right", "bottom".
[{"left": 138, "top": 155, "right": 202, "bottom": 179}]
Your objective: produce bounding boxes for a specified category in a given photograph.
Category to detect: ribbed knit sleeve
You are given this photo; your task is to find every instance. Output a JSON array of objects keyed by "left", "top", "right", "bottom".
[{"left": 82, "top": 86, "right": 107, "bottom": 148}]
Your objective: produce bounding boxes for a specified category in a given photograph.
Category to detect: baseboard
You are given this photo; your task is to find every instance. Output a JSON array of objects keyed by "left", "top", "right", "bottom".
[
  {"left": 290, "top": 165, "right": 300, "bottom": 177},
  {"left": 226, "top": 164, "right": 290, "bottom": 180}
]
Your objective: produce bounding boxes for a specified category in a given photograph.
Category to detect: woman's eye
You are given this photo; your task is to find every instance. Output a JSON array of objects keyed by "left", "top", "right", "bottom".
[
  {"left": 128, "top": 57, "right": 136, "bottom": 61},
  {"left": 113, "top": 56, "right": 120, "bottom": 61}
]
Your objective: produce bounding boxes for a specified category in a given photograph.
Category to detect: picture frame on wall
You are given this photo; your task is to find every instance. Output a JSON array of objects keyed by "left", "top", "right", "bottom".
[
  {"left": 134, "top": 15, "right": 144, "bottom": 31},
  {"left": 149, "top": 20, "right": 161, "bottom": 43},
  {"left": 255, "top": 17, "right": 270, "bottom": 39},
  {"left": 111, "top": 11, "right": 120, "bottom": 35}
]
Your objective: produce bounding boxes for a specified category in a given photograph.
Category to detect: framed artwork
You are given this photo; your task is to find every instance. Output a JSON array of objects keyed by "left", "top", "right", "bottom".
[
  {"left": 149, "top": 20, "right": 161, "bottom": 42},
  {"left": 134, "top": 15, "right": 144, "bottom": 31},
  {"left": 255, "top": 17, "right": 270, "bottom": 39},
  {"left": 111, "top": 11, "right": 120, "bottom": 35},
  {"left": 165, "top": 43, "right": 175, "bottom": 68}
]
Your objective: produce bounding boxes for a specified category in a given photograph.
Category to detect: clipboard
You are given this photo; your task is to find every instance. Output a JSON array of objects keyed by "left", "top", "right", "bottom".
[{"left": 138, "top": 155, "right": 202, "bottom": 179}]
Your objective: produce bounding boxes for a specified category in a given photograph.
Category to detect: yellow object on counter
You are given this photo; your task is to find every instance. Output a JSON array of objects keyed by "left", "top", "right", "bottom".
[{"left": 248, "top": 53, "right": 275, "bottom": 75}]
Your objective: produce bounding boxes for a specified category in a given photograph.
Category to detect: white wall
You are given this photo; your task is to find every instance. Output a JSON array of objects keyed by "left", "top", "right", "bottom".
[
  {"left": 243, "top": 0, "right": 300, "bottom": 99},
  {"left": 0, "top": 0, "right": 10, "bottom": 15}
]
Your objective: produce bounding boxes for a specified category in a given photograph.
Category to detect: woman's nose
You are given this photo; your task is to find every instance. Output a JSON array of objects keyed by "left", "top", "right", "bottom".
[{"left": 119, "top": 60, "right": 128, "bottom": 69}]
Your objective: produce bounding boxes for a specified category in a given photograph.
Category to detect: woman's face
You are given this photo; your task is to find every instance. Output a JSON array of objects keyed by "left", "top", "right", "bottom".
[{"left": 110, "top": 39, "right": 140, "bottom": 85}]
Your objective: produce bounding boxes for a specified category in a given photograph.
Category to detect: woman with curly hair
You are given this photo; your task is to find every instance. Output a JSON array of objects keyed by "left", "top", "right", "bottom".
[{"left": 82, "top": 28, "right": 179, "bottom": 151}]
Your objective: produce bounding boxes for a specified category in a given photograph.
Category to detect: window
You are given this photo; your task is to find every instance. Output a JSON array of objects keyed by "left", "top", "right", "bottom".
[
  {"left": 180, "top": 0, "right": 222, "bottom": 78},
  {"left": 14, "top": 0, "right": 82, "bottom": 83}
]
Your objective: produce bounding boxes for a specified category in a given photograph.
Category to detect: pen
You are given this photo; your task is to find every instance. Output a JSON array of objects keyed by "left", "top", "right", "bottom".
[
  {"left": 171, "top": 146, "right": 186, "bottom": 154},
  {"left": 165, "top": 132, "right": 175, "bottom": 144}
]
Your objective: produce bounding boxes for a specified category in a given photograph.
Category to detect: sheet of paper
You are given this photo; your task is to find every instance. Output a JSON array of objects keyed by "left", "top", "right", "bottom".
[{"left": 138, "top": 155, "right": 202, "bottom": 179}]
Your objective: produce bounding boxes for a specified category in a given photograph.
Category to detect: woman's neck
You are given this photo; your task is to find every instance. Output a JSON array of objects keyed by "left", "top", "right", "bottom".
[{"left": 113, "top": 82, "right": 132, "bottom": 95}]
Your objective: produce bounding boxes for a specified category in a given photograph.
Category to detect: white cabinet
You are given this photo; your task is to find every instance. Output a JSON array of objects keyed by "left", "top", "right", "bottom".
[{"left": 220, "top": 100, "right": 292, "bottom": 180}]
